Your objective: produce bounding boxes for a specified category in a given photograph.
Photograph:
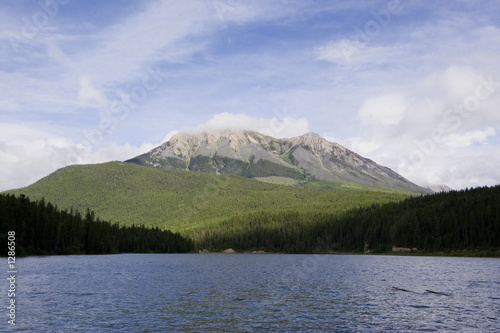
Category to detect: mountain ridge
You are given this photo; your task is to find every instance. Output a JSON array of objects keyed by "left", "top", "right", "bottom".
[{"left": 127, "top": 130, "right": 429, "bottom": 193}]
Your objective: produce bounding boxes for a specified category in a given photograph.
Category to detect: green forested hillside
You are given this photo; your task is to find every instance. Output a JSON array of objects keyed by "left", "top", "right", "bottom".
[
  {"left": 194, "top": 186, "right": 500, "bottom": 255},
  {"left": 4, "top": 162, "right": 411, "bottom": 233}
]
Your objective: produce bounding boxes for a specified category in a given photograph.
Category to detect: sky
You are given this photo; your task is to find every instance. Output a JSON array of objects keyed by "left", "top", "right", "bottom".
[{"left": 1, "top": 0, "right": 499, "bottom": 191}]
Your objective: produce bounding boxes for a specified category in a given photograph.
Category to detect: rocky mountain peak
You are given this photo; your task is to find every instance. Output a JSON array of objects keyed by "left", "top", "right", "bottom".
[
  {"left": 292, "top": 131, "right": 323, "bottom": 144},
  {"left": 166, "top": 130, "right": 269, "bottom": 154},
  {"left": 291, "top": 132, "right": 342, "bottom": 156},
  {"left": 127, "top": 129, "right": 429, "bottom": 193}
]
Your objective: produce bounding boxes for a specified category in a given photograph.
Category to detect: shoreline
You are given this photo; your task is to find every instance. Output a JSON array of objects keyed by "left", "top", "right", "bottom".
[{"left": 4, "top": 248, "right": 500, "bottom": 258}]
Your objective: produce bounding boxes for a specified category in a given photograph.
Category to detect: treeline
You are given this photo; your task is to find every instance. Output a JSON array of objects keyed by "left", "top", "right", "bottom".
[
  {"left": 0, "top": 194, "right": 194, "bottom": 255},
  {"left": 195, "top": 186, "right": 500, "bottom": 254}
]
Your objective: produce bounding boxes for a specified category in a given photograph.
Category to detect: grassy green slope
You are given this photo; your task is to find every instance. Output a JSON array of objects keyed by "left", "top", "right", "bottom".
[{"left": 4, "top": 161, "right": 412, "bottom": 234}]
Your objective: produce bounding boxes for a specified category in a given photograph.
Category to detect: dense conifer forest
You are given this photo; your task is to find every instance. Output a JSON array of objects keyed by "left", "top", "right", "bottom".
[
  {"left": 194, "top": 186, "right": 500, "bottom": 255},
  {"left": 0, "top": 194, "right": 194, "bottom": 255}
]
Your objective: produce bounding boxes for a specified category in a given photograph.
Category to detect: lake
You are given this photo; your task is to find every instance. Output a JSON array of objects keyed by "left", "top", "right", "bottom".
[{"left": 2, "top": 254, "right": 499, "bottom": 332}]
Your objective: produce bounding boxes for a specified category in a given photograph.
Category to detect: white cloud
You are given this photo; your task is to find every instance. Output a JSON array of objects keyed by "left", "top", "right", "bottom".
[
  {"left": 0, "top": 100, "right": 18, "bottom": 110},
  {"left": 83, "top": 142, "right": 158, "bottom": 164},
  {"left": 316, "top": 40, "right": 407, "bottom": 66},
  {"left": 181, "top": 112, "right": 309, "bottom": 139},
  {"left": 0, "top": 122, "right": 58, "bottom": 142},
  {"left": 336, "top": 137, "right": 381, "bottom": 156},
  {"left": 398, "top": 143, "right": 500, "bottom": 190},
  {"left": 358, "top": 93, "right": 408, "bottom": 125},
  {"left": 442, "top": 128, "right": 496, "bottom": 148},
  {"left": 417, "top": 66, "right": 481, "bottom": 103},
  {"left": 315, "top": 40, "right": 355, "bottom": 64},
  {"left": 77, "top": 76, "right": 108, "bottom": 108}
]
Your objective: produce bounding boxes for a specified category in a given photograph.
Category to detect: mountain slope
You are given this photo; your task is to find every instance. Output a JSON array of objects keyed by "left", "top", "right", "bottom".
[
  {"left": 4, "top": 162, "right": 411, "bottom": 233},
  {"left": 127, "top": 130, "right": 428, "bottom": 193}
]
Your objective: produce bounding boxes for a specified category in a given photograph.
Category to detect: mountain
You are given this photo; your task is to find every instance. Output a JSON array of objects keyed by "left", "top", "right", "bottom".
[{"left": 127, "top": 130, "right": 428, "bottom": 193}]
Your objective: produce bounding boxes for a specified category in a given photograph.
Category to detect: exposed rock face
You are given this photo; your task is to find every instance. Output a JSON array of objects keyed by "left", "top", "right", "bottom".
[
  {"left": 392, "top": 246, "right": 415, "bottom": 252},
  {"left": 364, "top": 242, "right": 373, "bottom": 254},
  {"left": 126, "top": 130, "right": 428, "bottom": 193},
  {"left": 222, "top": 248, "right": 236, "bottom": 254},
  {"left": 427, "top": 184, "right": 453, "bottom": 193}
]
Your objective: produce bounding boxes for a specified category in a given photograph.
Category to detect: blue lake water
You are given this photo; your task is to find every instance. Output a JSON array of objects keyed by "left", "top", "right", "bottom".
[{"left": 2, "top": 254, "right": 499, "bottom": 332}]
